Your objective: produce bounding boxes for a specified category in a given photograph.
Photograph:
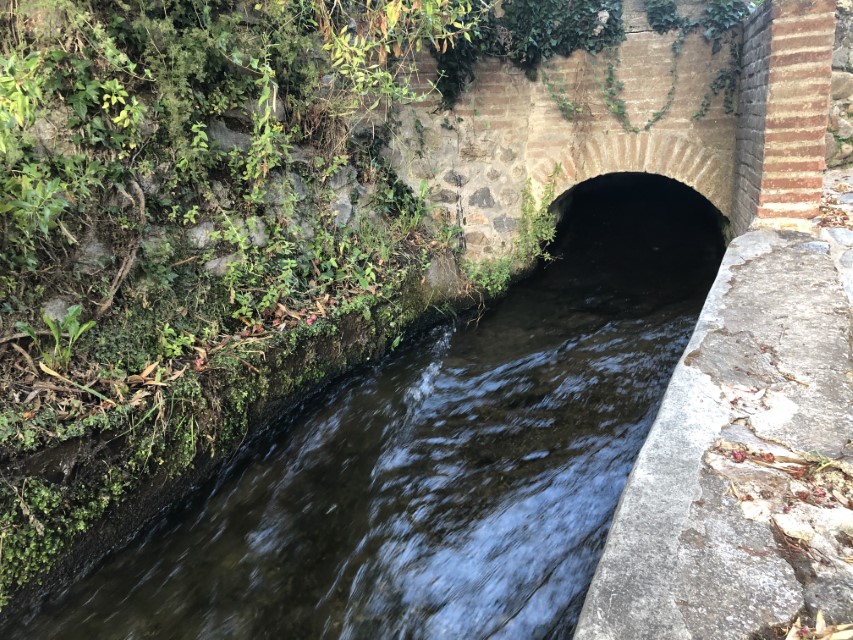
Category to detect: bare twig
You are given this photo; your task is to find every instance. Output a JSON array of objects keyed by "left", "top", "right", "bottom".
[
  {"left": 9, "top": 342, "right": 37, "bottom": 376},
  {"left": 33, "top": 381, "right": 85, "bottom": 395},
  {"left": 0, "top": 330, "right": 57, "bottom": 345},
  {"left": 94, "top": 180, "right": 146, "bottom": 320}
]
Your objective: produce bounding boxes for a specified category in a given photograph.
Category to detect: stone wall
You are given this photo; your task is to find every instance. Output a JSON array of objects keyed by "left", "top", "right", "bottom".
[
  {"left": 731, "top": 0, "right": 772, "bottom": 233},
  {"left": 827, "top": 0, "right": 853, "bottom": 167}
]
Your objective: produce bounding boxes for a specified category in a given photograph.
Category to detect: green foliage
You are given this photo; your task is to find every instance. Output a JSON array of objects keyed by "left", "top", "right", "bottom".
[
  {"left": 160, "top": 323, "right": 196, "bottom": 358},
  {"left": 701, "top": 0, "right": 751, "bottom": 53},
  {"left": 501, "top": 0, "right": 625, "bottom": 70},
  {"left": 0, "top": 52, "right": 43, "bottom": 160},
  {"left": 0, "top": 473, "right": 120, "bottom": 609},
  {"left": 0, "top": 0, "right": 479, "bottom": 611},
  {"left": 317, "top": 0, "right": 486, "bottom": 112},
  {"left": 603, "top": 61, "right": 635, "bottom": 132},
  {"left": 435, "top": 0, "right": 625, "bottom": 105},
  {"left": 693, "top": 39, "right": 740, "bottom": 118},
  {"left": 543, "top": 73, "right": 583, "bottom": 122},
  {"left": 644, "top": 0, "right": 685, "bottom": 34},
  {"left": 0, "top": 52, "right": 69, "bottom": 270},
  {"left": 464, "top": 256, "right": 512, "bottom": 297},
  {"left": 14, "top": 305, "right": 96, "bottom": 371}
]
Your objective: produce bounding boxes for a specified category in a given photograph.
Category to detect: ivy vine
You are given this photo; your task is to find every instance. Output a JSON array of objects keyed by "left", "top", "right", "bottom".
[
  {"left": 434, "top": 0, "right": 625, "bottom": 107},
  {"left": 693, "top": 36, "right": 741, "bottom": 118},
  {"left": 604, "top": 0, "right": 748, "bottom": 131},
  {"left": 433, "top": 0, "right": 749, "bottom": 131},
  {"left": 644, "top": 0, "right": 685, "bottom": 33},
  {"left": 543, "top": 72, "right": 583, "bottom": 122},
  {"left": 604, "top": 3, "right": 695, "bottom": 133}
]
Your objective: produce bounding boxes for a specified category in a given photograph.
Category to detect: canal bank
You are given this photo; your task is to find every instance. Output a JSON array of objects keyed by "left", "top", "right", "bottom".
[{"left": 575, "top": 190, "right": 853, "bottom": 637}]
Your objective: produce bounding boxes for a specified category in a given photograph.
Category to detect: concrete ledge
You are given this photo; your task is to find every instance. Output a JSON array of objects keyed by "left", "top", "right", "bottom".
[{"left": 575, "top": 229, "right": 853, "bottom": 639}]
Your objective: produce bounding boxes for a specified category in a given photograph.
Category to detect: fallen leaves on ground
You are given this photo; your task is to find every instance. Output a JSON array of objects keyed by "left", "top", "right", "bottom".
[{"left": 784, "top": 612, "right": 853, "bottom": 639}]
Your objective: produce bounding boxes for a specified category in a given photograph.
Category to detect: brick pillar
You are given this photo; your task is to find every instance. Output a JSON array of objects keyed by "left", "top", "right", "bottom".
[{"left": 733, "top": 0, "right": 835, "bottom": 226}]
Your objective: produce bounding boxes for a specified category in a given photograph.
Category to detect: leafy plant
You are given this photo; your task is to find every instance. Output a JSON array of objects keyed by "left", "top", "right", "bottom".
[
  {"left": 434, "top": 0, "right": 625, "bottom": 104},
  {"left": 160, "top": 323, "right": 195, "bottom": 358},
  {"left": 321, "top": 0, "right": 484, "bottom": 109},
  {"left": 0, "top": 52, "right": 70, "bottom": 269},
  {"left": 644, "top": 0, "right": 684, "bottom": 34},
  {"left": 701, "top": 0, "right": 750, "bottom": 53},
  {"left": 544, "top": 73, "right": 583, "bottom": 122},
  {"left": 14, "top": 305, "right": 96, "bottom": 371}
]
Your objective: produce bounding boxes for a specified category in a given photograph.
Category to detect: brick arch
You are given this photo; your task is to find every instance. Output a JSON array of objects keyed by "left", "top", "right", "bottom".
[{"left": 528, "top": 132, "right": 732, "bottom": 219}]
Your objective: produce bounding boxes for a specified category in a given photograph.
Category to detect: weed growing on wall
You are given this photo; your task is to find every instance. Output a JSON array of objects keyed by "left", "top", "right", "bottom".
[{"left": 464, "top": 166, "right": 561, "bottom": 296}]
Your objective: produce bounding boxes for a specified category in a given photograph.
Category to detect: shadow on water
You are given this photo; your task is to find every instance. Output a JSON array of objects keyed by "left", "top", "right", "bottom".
[{"left": 4, "top": 173, "right": 725, "bottom": 639}]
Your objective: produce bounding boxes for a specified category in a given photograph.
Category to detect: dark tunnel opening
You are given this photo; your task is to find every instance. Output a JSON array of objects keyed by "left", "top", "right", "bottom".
[{"left": 538, "top": 172, "right": 728, "bottom": 313}]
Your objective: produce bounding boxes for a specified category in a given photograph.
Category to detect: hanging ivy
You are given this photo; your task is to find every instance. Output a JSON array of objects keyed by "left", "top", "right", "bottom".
[
  {"left": 433, "top": 0, "right": 749, "bottom": 130},
  {"left": 644, "top": 0, "right": 685, "bottom": 34},
  {"left": 500, "top": 0, "right": 625, "bottom": 69},
  {"left": 433, "top": 0, "right": 624, "bottom": 107},
  {"left": 693, "top": 36, "right": 741, "bottom": 118},
  {"left": 701, "top": 0, "right": 751, "bottom": 53}
]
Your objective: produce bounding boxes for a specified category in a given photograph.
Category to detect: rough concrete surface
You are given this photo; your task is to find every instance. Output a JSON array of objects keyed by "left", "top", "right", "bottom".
[{"left": 574, "top": 227, "right": 853, "bottom": 639}]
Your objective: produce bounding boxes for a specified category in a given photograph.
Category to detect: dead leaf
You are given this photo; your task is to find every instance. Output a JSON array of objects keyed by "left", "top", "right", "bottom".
[
  {"left": 277, "top": 304, "right": 302, "bottom": 320},
  {"left": 166, "top": 366, "right": 187, "bottom": 381},
  {"left": 786, "top": 618, "right": 802, "bottom": 640},
  {"left": 129, "top": 389, "right": 151, "bottom": 407},
  {"left": 140, "top": 360, "right": 160, "bottom": 378}
]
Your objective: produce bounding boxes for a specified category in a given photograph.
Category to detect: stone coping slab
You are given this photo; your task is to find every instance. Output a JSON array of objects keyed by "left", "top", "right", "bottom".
[{"left": 574, "top": 228, "right": 853, "bottom": 639}]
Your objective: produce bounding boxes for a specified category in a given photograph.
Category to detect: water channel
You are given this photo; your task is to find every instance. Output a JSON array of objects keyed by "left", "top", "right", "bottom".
[{"left": 6, "top": 174, "right": 725, "bottom": 639}]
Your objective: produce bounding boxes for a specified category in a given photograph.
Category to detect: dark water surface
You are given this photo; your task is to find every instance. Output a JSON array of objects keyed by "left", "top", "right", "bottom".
[{"left": 6, "top": 175, "right": 723, "bottom": 639}]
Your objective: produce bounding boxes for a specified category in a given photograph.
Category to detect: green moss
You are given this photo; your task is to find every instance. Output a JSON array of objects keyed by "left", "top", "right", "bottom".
[{"left": 0, "top": 473, "right": 120, "bottom": 609}]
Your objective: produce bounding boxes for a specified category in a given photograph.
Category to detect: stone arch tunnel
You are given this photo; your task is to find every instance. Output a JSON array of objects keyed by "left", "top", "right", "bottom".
[
  {"left": 388, "top": 0, "right": 837, "bottom": 260},
  {"left": 547, "top": 172, "right": 728, "bottom": 302}
]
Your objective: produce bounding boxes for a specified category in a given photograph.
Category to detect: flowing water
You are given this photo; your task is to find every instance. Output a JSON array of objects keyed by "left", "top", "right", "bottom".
[{"left": 5, "top": 176, "right": 724, "bottom": 639}]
